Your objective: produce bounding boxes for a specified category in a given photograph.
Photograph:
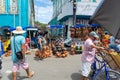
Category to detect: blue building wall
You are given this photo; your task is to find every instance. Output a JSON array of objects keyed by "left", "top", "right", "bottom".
[
  {"left": 21, "top": 0, "right": 29, "bottom": 27},
  {"left": 0, "top": 0, "right": 30, "bottom": 28}
]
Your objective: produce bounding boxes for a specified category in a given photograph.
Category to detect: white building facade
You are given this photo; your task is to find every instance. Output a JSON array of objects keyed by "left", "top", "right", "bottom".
[{"left": 49, "top": 0, "right": 102, "bottom": 39}]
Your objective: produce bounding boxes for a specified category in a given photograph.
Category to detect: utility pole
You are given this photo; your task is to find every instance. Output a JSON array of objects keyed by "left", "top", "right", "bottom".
[{"left": 73, "top": 0, "right": 77, "bottom": 26}]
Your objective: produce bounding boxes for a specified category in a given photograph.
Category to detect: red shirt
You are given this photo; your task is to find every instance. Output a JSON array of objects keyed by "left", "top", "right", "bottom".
[{"left": 26, "top": 38, "right": 30, "bottom": 44}]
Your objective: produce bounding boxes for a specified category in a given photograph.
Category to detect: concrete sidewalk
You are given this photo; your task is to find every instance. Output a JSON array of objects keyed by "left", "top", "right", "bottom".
[{"left": 2, "top": 51, "right": 82, "bottom": 80}]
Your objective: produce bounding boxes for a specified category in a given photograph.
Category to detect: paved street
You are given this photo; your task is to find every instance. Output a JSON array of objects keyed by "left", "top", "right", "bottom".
[{"left": 2, "top": 50, "right": 82, "bottom": 80}]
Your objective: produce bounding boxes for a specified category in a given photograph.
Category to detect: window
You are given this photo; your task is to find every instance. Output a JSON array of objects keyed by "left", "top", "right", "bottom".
[
  {"left": 10, "top": 0, "right": 18, "bottom": 14},
  {"left": 0, "top": 0, "right": 6, "bottom": 14}
]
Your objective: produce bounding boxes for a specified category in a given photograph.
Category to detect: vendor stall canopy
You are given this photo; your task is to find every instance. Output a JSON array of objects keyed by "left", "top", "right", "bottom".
[
  {"left": 50, "top": 25, "right": 64, "bottom": 29},
  {"left": 89, "top": 23, "right": 100, "bottom": 27},
  {"left": 0, "top": 26, "right": 12, "bottom": 35},
  {"left": 74, "top": 24, "right": 85, "bottom": 28},
  {"left": 10, "top": 26, "right": 36, "bottom": 31},
  {"left": 89, "top": 0, "right": 120, "bottom": 39},
  {"left": 0, "top": 26, "right": 11, "bottom": 30},
  {"left": 73, "top": 24, "right": 100, "bottom": 28}
]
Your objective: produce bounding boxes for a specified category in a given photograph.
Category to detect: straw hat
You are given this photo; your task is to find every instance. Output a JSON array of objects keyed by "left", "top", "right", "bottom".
[{"left": 12, "top": 26, "right": 26, "bottom": 34}]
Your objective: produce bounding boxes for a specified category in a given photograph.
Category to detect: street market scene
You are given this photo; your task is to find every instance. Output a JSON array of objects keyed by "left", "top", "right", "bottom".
[{"left": 0, "top": 0, "right": 120, "bottom": 80}]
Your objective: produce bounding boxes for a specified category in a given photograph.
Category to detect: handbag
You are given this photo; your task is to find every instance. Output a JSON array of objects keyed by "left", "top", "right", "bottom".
[{"left": 14, "top": 36, "right": 23, "bottom": 60}]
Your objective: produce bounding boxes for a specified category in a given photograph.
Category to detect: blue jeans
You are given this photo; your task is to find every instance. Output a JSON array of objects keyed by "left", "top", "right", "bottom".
[{"left": 109, "top": 44, "right": 120, "bottom": 52}]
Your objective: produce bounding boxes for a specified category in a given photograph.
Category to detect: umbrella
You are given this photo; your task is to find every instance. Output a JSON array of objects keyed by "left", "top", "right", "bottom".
[{"left": 89, "top": 0, "right": 120, "bottom": 38}]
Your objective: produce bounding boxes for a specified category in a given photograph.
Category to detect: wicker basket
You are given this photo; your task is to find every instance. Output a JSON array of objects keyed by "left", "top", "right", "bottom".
[{"left": 105, "top": 52, "right": 120, "bottom": 70}]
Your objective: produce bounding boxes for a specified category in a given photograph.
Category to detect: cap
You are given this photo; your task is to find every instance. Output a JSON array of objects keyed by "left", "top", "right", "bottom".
[{"left": 89, "top": 31, "right": 99, "bottom": 38}]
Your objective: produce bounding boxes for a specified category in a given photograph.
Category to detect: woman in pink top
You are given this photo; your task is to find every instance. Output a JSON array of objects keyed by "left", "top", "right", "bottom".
[{"left": 81, "top": 31, "right": 104, "bottom": 80}]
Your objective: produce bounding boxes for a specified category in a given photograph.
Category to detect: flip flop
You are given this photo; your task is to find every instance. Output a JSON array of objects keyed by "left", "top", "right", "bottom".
[{"left": 28, "top": 71, "right": 34, "bottom": 78}]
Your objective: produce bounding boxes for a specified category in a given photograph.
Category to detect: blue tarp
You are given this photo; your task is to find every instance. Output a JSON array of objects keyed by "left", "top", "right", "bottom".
[
  {"left": 74, "top": 24, "right": 85, "bottom": 28},
  {"left": 9, "top": 28, "right": 16, "bottom": 32},
  {"left": 56, "top": 25, "right": 64, "bottom": 28},
  {"left": 0, "top": 26, "right": 11, "bottom": 29},
  {"left": 50, "top": 25, "right": 56, "bottom": 29},
  {"left": 0, "top": 26, "right": 15, "bottom": 32},
  {"left": 50, "top": 25, "right": 64, "bottom": 29},
  {"left": 90, "top": 24, "right": 100, "bottom": 27}
]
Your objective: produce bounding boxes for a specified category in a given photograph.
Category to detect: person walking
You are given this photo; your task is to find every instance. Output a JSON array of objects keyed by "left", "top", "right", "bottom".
[
  {"left": 0, "top": 34, "right": 4, "bottom": 78},
  {"left": 81, "top": 31, "right": 104, "bottom": 80},
  {"left": 36, "top": 32, "right": 43, "bottom": 59},
  {"left": 10, "top": 26, "right": 34, "bottom": 80}
]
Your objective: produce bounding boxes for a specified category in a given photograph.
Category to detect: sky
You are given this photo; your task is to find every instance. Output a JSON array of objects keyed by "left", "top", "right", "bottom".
[{"left": 34, "top": 0, "right": 53, "bottom": 24}]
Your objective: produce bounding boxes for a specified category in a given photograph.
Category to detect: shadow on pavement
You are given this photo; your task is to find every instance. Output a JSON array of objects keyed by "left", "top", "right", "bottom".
[
  {"left": 7, "top": 72, "right": 28, "bottom": 80},
  {"left": 34, "top": 57, "right": 44, "bottom": 61},
  {"left": 71, "top": 73, "right": 82, "bottom": 80},
  {"left": 34, "top": 57, "right": 40, "bottom": 61}
]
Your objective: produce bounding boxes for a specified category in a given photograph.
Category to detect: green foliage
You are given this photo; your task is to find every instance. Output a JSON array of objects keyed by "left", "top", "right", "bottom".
[{"left": 35, "top": 21, "right": 47, "bottom": 28}]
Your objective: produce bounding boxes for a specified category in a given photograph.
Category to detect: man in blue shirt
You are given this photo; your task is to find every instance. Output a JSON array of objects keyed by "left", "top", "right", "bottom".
[
  {"left": 109, "top": 35, "right": 120, "bottom": 52},
  {"left": 10, "top": 26, "right": 34, "bottom": 80}
]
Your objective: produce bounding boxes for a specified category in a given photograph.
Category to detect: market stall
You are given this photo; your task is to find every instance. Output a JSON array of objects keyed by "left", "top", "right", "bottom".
[
  {"left": 50, "top": 25, "right": 64, "bottom": 39},
  {"left": 24, "top": 26, "right": 38, "bottom": 48},
  {"left": 70, "top": 24, "right": 86, "bottom": 54}
]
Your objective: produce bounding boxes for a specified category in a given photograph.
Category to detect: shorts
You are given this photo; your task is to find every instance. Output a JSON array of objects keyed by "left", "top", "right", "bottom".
[
  {"left": 12, "top": 58, "right": 28, "bottom": 72},
  {"left": 81, "top": 62, "right": 92, "bottom": 77}
]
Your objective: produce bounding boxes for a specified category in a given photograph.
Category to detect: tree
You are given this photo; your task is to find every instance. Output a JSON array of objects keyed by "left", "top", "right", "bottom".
[{"left": 34, "top": 21, "right": 47, "bottom": 28}]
